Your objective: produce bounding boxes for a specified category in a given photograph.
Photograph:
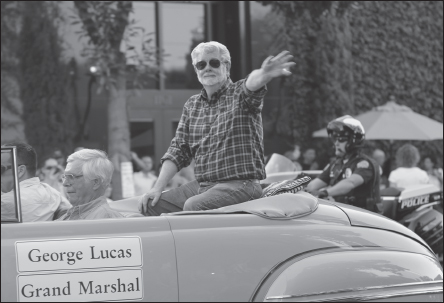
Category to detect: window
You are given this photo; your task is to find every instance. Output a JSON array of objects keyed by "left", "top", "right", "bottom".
[
  {"left": 162, "top": 2, "right": 206, "bottom": 89},
  {"left": 127, "top": 1, "right": 158, "bottom": 89}
]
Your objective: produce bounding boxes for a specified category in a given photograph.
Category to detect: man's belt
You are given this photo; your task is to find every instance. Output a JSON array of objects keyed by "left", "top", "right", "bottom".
[{"left": 199, "top": 179, "right": 260, "bottom": 187}]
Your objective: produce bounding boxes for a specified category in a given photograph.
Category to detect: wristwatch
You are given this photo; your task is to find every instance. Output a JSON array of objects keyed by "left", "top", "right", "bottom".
[{"left": 318, "top": 189, "right": 329, "bottom": 199}]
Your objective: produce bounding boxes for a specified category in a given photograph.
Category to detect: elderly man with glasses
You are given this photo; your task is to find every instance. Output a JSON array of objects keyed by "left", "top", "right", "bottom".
[
  {"left": 57, "top": 149, "right": 123, "bottom": 220},
  {"left": 1, "top": 142, "right": 72, "bottom": 222},
  {"left": 139, "top": 41, "right": 296, "bottom": 216}
]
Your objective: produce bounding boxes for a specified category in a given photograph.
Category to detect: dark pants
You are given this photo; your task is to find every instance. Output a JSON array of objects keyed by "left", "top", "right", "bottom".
[{"left": 145, "top": 179, "right": 263, "bottom": 216}]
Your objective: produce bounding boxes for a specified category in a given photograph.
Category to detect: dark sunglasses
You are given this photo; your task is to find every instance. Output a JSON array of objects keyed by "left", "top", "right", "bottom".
[
  {"left": 330, "top": 136, "right": 349, "bottom": 143},
  {"left": 195, "top": 59, "right": 222, "bottom": 70}
]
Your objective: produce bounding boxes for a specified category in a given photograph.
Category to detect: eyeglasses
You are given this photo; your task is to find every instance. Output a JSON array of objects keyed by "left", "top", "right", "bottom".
[
  {"left": 195, "top": 59, "right": 222, "bottom": 70},
  {"left": 61, "top": 173, "right": 84, "bottom": 183},
  {"left": 1, "top": 164, "right": 25, "bottom": 175}
]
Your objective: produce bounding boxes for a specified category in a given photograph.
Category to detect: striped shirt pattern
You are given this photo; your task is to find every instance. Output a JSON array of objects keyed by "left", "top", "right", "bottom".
[{"left": 161, "top": 78, "right": 267, "bottom": 183}]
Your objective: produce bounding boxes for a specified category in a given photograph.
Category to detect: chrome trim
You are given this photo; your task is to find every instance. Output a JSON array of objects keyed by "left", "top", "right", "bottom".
[
  {"left": 303, "top": 289, "right": 442, "bottom": 302},
  {"left": 265, "top": 280, "right": 443, "bottom": 301},
  {"left": 381, "top": 196, "right": 398, "bottom": 201},
  {"left": 415, "top": 201, "right": 441, "bottom": 212},
  {"left": 12, "top": 147, "right": 22, "bottom": 223}
]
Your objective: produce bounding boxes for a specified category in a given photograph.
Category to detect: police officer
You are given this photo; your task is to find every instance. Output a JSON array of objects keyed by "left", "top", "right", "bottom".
[{"left": 306, "top": 115, "right": 380, "bottom": 212}]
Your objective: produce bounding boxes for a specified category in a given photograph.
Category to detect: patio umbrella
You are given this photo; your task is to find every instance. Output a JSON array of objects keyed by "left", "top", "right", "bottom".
[{"left": 312, "top": 101, "right": 443, "bottom": 141}]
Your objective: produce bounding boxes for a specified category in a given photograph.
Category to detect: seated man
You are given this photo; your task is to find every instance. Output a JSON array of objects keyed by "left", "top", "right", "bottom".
[
  {"left": 1, "top": 142, "right": 72, "bottom": 222},
  {"left": 57, "top": 149, "right": 123, "bottom": 220}
]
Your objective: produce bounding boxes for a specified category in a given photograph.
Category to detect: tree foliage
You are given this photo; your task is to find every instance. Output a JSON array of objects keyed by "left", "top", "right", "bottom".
[
  {"left": 73, "top": 1, "right": 158, "bottom": 92},
  {"left": 1, "top": 1, "right": 26, "bottom": 143},
  {"left": 72, "top": 1, "right": 159, "bottom": 199},
  {"left": 259, "top": 1, "right": 443, "bottom": 166},
  {"left": 18, "top": 1, "right": 76, "bottom": 164}
]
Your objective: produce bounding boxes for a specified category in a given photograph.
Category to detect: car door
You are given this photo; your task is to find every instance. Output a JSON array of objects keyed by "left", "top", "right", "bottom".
[{"left": 1, "top": 216, "right": 178, "bottom": 302}]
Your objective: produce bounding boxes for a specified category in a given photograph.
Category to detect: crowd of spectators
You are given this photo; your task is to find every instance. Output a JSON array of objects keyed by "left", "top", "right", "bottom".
[
  {"left": 2, "top": 140, "right": 442, "bottom": 223},
  {"left": 281, "top": 142, "right": 443, "bottom": 191}
]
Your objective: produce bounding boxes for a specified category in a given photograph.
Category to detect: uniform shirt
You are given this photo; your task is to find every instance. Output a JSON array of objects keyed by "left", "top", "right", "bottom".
[
  {"left": 318, "top": 153, "right": 379, "bottom": 211},
  {"left": 161, "top": 77, "right": 267, "bottom": 183},
  {"left": 388, "top": 167, "right": 429, "bottom": 189},
  {"left": 133, "top": 171, "right": 157, "bottom": 196},
  {"left": 1, "top": 177, "right": 72, "bottom": 222},
  {"left": 57, "top": 196, "right": 123, "bottom": 220}
]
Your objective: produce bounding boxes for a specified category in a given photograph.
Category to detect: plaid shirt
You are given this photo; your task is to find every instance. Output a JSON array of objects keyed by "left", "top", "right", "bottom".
[{"left": 161, "top": 77, "right": 267, "bottom": 183}]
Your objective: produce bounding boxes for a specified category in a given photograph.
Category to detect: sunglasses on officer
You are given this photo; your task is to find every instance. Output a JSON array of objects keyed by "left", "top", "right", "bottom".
[
  {"left": 330, "top": 135, "right": 349, "bottom": 143},
  {"left": 194, "top": 59, "right": 223, "bottom": 70}
]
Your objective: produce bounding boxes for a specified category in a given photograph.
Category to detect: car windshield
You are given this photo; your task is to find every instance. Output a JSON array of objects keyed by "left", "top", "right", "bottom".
[{"left": 1, "top": 147, "right": 22, "bottom": 223}]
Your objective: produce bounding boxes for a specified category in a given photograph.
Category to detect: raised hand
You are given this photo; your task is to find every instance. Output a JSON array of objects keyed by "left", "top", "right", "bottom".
[{"left": 260, "top": 50, "right": 296, "bottom": 78}]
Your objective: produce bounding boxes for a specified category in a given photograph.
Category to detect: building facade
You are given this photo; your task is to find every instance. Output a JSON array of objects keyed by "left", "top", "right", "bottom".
[{"left": 61, "top": 1, "right": 286, "bottom": 171}]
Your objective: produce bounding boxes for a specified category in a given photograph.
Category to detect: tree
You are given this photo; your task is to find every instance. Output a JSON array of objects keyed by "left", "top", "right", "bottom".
[
  {"left": 258, "top": 1, "right": 443, "bottom": 166},
  {"left": 1, "top": 1, "right": 26, "bottom": 144},
  {"left": 258, "top": 1, "right": 355, "bottom": 163},
  {"left": 73, "top": 2, "right": 158, "bottom": 199},
  {"left": 18, "top": 1, "right": 76, "bottom": 163}
]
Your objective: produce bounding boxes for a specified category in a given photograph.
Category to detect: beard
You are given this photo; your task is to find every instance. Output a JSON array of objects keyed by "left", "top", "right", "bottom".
[{"left": 198, "top": 70, "right": 227, "bottom": 86}]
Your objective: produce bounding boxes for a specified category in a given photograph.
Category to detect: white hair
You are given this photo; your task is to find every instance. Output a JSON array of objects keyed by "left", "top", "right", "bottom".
[
  {"left": 191, "top": 41, "right": 231, "bottom": 66},
  {"left": 67, "top": 149, "right": 114, "bottom": 187}
]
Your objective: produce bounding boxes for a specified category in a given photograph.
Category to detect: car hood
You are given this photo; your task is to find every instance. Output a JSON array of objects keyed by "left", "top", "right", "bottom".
[{"left": 326, "top": 200, "right": 431, "bottom": 250}]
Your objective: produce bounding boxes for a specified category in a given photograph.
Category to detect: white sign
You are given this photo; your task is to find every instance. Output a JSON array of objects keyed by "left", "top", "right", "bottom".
[
  {"left": 121, "top": 162, "right": 135, "bottom": 198},
  {"left": 16, "top": 237, "right": 142, "bottom": 273},
  {"left": 400, "top": 194, "right": 430, "bottom": 209},
  {"left": 18, "top": 269, "right": 143, "bottom": 302}
]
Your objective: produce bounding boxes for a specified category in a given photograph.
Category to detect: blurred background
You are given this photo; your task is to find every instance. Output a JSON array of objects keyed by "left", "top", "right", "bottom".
[{"left": 1, "top": 1, "right": 442, "bottom": 199}]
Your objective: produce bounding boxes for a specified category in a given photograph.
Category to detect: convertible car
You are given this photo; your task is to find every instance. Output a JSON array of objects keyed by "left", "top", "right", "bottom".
[{"left": 1, "top": 146, "right": 443, "bottom": 302}]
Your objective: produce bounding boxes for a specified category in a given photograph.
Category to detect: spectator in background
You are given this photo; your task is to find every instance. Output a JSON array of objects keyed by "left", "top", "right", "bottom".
[
  {"left": 53, "top": 149, "right": 66, "bottom": 167},
  {"left": 372, "top": 148, "right": 389, "bottom": 189},
  {"left": 131, "top": 152, "right": 158, "bottom": 196},
  {"left": 38, "top": 157, "right": 67, "bottom": 199},
  {"left": 388, "top": 144, "right": 429, "bottom": 190},
  {"left": 58, "top": 149, "right": 123, "bottom": 220},
  {"left": 422, "top": 155, "right": 443, "bottom": 190},
  {"left": 284, "top": 144, "right": 303, "bottom": 171},
  {"left": 1, "top": 142, "right": 71, "bottom": 221},
  {"left": 300, "top": 148, "right": 319, "bottom": 171}
]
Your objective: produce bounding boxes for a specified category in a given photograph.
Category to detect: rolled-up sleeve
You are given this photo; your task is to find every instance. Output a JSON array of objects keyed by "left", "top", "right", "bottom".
[
  {"left": 240, "top": 78, "right": 267, "bottom": 114},
  {"left": 161, "top": 104, "right": 193, "bottom": 171}
]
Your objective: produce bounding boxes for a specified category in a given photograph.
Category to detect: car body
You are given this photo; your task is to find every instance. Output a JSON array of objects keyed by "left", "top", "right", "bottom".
[{"left": 1, "top": 147, "right": 443, "bottom": 302}]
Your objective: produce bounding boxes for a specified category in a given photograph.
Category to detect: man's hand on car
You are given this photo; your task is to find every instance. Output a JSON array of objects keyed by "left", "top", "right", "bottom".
[{"left": 139, "top": 187, "right": 164, "bottom": 215}]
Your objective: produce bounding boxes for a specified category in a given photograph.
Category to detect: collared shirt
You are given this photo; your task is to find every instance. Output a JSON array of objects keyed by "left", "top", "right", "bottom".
[
  {"left": 1, "top": 177, "right": 72, "bottom": 222},
  {"left": 161, "top": 77, "right": 267, "bottom": 183},
  {"left": 57, "top": 196, "right": 123, "bottom": 221}
]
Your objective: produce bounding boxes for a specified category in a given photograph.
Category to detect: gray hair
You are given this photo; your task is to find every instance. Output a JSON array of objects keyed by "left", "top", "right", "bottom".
[
  {"left": 67, "top": 149, "right": 114, "bottom": 187},
  {"left": 395, "top": 144, "right": 420, "bottom": 168},
  {"left": 191, "top": 41, "right": 231, "bottom": 66}
]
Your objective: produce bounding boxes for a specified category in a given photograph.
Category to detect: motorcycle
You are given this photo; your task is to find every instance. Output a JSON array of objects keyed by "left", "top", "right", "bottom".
[
  {"left": 379, "top": 184, "right": 443, "bottom": 264},
  {"left": 263, "top": 153, "right": 444, "bottom": 263}
]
